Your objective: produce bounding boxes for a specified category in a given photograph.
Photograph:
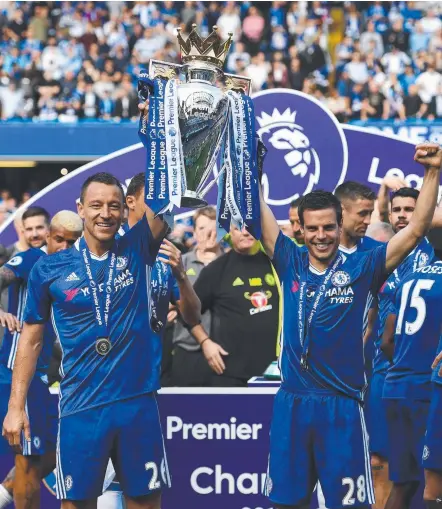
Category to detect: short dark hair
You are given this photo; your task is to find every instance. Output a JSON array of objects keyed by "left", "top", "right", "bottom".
[
  {"left": 290, "top": 197, "right": 302, "bottom": 209},
  {"left": 334, "top": 181, "right": 376, "bottom": 202},
  {"left": 126, "top": 173, "right": 145, "bottom": 198},
  {"left": 298, "top": 190, "right": 343, "bottom": 227},
  {"left": 22, "top": 206, "right": 50, "bottom": 226},
  {"left": 80, "top": 172, "right": 124, "bottom": 203},
  {"left": 391, "top": 187, "right": 419, "bottom": 204}
]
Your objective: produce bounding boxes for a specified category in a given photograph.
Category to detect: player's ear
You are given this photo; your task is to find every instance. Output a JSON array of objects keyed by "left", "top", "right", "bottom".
[
  {"left": 126, "top": 195, "right": 135, "bottom": 211},
  {"left": 77, "top": 200, "right": 85, "bottom": 220}
]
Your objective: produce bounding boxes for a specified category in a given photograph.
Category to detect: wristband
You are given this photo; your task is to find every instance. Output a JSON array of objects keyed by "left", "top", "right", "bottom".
[{"left": 200, "top": 337, "right": 210, "bottom": 347}]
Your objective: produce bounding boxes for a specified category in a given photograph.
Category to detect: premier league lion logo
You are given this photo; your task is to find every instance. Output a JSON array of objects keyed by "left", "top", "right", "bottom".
[
  {"left": 253, "top": 90, "right": 348, "bottom": 217},
  {"left": 256, "top": 108, "right": 320, "bottom": 203}
]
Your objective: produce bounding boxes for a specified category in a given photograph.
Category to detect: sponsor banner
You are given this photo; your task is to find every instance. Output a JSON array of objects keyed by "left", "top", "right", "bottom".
[
  {"left": 0, "top": 90, "right": 439, "bottom": 245},
  {"left": 350, "top": 120, "right": 442, "bottom": 145},
  {"left": 0, "top": 388, "right": 425, "bottom": 509}
]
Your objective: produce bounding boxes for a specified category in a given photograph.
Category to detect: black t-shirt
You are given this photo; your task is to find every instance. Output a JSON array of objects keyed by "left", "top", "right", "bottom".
[
  {"left": 193, "top": 249, "right": 279, "bottom": 379},
  {"left": 404, "top": 95, "right": 422, "bottom": 117},
  {"left": 367, "top": 91, "right": 385, "bottom": 118}
]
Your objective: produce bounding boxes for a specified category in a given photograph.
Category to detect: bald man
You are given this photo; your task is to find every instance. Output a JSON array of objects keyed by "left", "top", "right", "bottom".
[{"left": 0, "top": 210, "right": 83, "bottom": 509}]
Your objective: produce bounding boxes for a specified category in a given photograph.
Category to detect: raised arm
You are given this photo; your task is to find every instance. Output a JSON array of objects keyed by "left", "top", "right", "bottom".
[
  {"left": 385, "top": 143, "right": 442, "bottom": 273},
  {"left": 2, "top": 323, "right": 44, "bottom": 449},
  {"left": 157, "top": 239, "right": 201, "bottom": 327},
  {"left": 145, "top": 206, "right": 169, "bottom": 242},
  {"left": 259, "top": 184, "right": 281, "bottom": 259},
  {"left": 376, "top": 175, "right": 409, "bottom": 223}
]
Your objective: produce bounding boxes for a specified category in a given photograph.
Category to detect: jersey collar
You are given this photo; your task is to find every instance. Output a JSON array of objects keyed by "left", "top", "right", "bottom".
[
  {"left": 309, "top": 264, "right": 327, "bottom": 275},
  {"left": 338, "top": 244, "right": 357, "bottom": 254},
  {"left": 74, "top": 237, "right": 109, "bottom": 261}
]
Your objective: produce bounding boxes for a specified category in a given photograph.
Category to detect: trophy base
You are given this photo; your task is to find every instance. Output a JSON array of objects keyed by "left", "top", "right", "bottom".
[{"left": 180, "top": 192, "right": 208, "bottom": 209}]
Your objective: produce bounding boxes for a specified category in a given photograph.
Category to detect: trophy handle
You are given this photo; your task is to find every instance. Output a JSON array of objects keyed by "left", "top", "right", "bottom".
[
  {"left": 149, "top": 60, "right": 252, "bottom": 95},
  {"left": 224, "top": 73, "right": 252, "bottom": 96},
  {"left": 149, "top": 60, "right": 182, "bottom": 80}
]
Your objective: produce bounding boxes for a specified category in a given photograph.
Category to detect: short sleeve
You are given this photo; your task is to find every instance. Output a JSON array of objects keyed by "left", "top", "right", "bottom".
[
  {"left": 367, "top": 244, "right": 389, "bottom": 293},
  {"left": 5, "top": 249, "right": 43, "bottom": 281},
  {"left": 193, "top": 260, "right": 222, "bottom": 314},
  {"left": 119, "top": 215, "right": 162, "bottom": 266},
  {"left": 271, "top": 231, "right": 300, "bottom": 280},
  {"left": 23, "top": 258, "right": 52, "bottom": 324}
]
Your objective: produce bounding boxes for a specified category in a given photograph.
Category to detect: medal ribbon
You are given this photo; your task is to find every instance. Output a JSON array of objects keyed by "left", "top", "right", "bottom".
[
  {"left": 298, "top": 253, "right": 344, "bottom": 369},
  {"left": 80, "top": 237, "right": 117, "bottom": 346}
]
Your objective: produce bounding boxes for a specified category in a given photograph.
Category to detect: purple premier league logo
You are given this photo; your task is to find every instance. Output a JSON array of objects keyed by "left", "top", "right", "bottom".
[{"left": 253, "top": 89, "right": 348, "bottom": 217}]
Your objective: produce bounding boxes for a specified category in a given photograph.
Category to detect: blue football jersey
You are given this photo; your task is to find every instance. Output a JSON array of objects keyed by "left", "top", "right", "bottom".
[
  {"left": 373, "top": 272, "right": 398, "bottom": 375},
  {"left": 273, "top": 231, "right": 388, "bottom": 401},
  {"left": 118, "top": 222, "right": 180, "bottom": 310},
  {"left": 24, "top": 217, "right": 162, "bottom": 417},
  {"left": 375, "top": 237, "right": 434, "bottom": 376},
  {"left": 384, "top": 261, "right": 442, "bottom": 401},
  {"left": 0, "top": 248, "right": 54, "bottom": 380},
  {"left": 396, "top": 237, "right": 434, "bottom": 280},
  {"left": 339, "top": 235, "right": 384, "bottom": 257}
]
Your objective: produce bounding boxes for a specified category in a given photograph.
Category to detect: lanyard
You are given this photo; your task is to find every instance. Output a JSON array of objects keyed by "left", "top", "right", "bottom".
[
  {"left": 80, "top": 237, "right": 117, "bottom": 355},
  {"left": 298, "top": 253, "right": 343, "bottom": 370}
]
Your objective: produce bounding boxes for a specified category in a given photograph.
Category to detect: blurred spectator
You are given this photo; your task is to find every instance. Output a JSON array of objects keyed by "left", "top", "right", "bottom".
[
  {"left": 0, "top": 81, "right": 23, "bottom": 120},
  {"left": 80, "top": 82, "right": 100, "bottom": 119},
  {"left": 384, "top": 19, "right": 409, "bottom": 53},
  {"left": 382, "top": 73, "right": 406, "bottom": 120},
  {"left": 114, "top": 75, "right": 138, "bottom": 121},
  {"left": 217, "top": 2, "right": 241, "bottom": 42},
  {"left": 345, "top": 51, "right": 369, "bottom": 84},
  {"left": 325, "top": 88, "right": 348, "bottom": 122},
  {"left": 421, "top": 9, "right": 442, "bottom": 34},
  {"left": 416, "top": 61, "right": 442, "bottom": 104},
  {"left": 241, "top": 6, "right": 265, "bottom": 55},
  {"left": 360, "top": 20, "right": 384, "bottom": 58},
  {"left": 381, "top": 45, "right": 411, "bottom": 74},
  {"left": 361, "top": 80, "right": 387, "bottom": 120},
  {"left": 0, "top": 1, "right": 440, "bottom": 124},
  {"left": 41, "top": 37, "right": 65, "bottom": 80},
  {"left": 403, "top": 83, "right": 427, "bottom": 118},
  {"left": 410, "top": 22, "right": 430, "bottom": 54},
  {"left": 28, "top": 5, "right": 49, "bottom": 43},
  {"left": 245, "top": 52, "right": 271, "bottom": 92},
  {"left": 288, "top": 57, "right": 305, "bottom": 91},
  {"left": 428, "top": 83, "right": 442, "bottom": 119}
]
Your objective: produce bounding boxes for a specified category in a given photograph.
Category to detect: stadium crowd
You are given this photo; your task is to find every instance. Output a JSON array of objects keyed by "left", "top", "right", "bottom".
[{"left": 0, "top": 1, "right": 441, "bottom": 122}]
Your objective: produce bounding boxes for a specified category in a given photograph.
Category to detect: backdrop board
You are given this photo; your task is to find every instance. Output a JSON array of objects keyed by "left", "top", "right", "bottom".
[{"left": 0, "top": 387, "right": 426, "bottom": 509}]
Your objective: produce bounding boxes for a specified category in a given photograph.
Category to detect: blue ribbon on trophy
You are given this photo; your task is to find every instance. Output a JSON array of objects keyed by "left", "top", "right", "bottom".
[
  {"left": 137, "top": 24, "right": 262, "bottom": 240},
  {"left": 243, "top": 94, "right": 262, "bottom": 240},
  {"left": 149, "top": 257, "right": 174, "bottom": 334},
  {"left": 138, "top": 73, "right": 174, "bottom": 334}
]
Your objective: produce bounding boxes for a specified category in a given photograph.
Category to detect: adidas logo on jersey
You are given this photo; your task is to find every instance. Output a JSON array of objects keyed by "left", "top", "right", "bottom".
[{"left": 66, "top": 272, "right": 80, "bottom": 282}]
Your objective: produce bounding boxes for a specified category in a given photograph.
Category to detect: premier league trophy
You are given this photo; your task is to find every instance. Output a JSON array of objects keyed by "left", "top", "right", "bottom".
[{"left": 137, "top": 24, "right": 262, "bottom": 239}]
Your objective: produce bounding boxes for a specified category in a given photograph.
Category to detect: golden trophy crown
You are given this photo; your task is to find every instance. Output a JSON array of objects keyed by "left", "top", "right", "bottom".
[{"left": 177, "top": 24, "right": 233, "bottom": 68}]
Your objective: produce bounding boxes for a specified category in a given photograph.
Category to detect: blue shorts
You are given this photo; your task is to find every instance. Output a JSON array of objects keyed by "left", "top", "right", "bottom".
[
  {"left": 265, "top": 388, "right": 375, "bottom": 509},
  {"left": 385, "top": 398, "right": 429, "bottom": 483},
  {"left": 367, "top": 371, "right": 388, "bottom": 458},
  {"left": 56, "top": 393, "right": 171, "bottom": 500},
  {"left": 0, "top": 366, "right": 56, "bottom": 456},
  {"left": 422, "top": 384, "right": 442, "bottom": 472}
]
